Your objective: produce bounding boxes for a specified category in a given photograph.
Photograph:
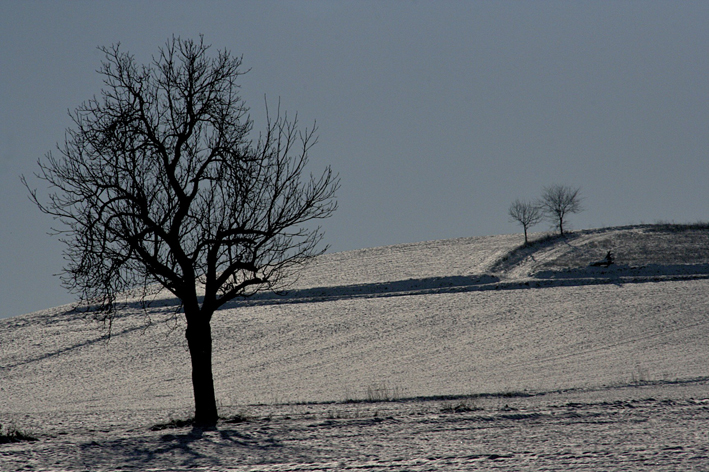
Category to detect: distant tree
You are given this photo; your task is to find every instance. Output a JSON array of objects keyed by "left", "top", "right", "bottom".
[
  {"left": 508, "top": 199, "right": 543, "bottom": 245},
  {"left": 539, "top": 184, "right": 583, "bottom": 236},
  {"left": 23, "top": 36, "right": 339, "bottom": 427}
]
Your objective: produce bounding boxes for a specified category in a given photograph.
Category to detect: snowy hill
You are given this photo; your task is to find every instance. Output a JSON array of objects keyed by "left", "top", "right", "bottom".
[
  {"left": 2, "top": 224, "right": 708, "bottom": 415},
  {"left": 3, "top": 224, "right": 709, "bottom": 470}
]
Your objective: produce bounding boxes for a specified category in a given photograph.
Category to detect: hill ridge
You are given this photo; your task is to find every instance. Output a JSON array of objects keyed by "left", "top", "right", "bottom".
[
  {"left": 241, "top": 224, "right": 709, "bottom": 305},
  {"left": 1, "top": 223, "right": 708, "bottom": 413}
]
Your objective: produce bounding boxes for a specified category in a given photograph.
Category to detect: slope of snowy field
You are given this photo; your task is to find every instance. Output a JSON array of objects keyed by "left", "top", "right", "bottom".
[{"left": 2, "top": 225, "right": 709, "bottom": 470}]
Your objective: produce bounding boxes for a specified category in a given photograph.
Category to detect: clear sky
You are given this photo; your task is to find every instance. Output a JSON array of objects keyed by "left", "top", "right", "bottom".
[{"left": 1, "top": 1, "right": 708, "bottom": 318}]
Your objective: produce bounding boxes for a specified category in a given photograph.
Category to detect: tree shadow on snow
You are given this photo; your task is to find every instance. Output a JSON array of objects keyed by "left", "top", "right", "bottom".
[{"left": 77, "top": 424, "right": 308, "bottom": 469}]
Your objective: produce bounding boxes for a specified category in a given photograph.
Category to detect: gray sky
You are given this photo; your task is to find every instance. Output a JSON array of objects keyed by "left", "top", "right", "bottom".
[{"left": 1, "top": 1, "right": 708, "bottom": 318}]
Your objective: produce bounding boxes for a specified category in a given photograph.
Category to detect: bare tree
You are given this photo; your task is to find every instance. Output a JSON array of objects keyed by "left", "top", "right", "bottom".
[
  {"left": 23, "top": 36, "right": 339, "bottom": 426},
  {"left": 539, "top": 184, "right": 583, "bottom": 236},
  {"left": 508, "top": 198, "right": 543, "bottom": 245}
]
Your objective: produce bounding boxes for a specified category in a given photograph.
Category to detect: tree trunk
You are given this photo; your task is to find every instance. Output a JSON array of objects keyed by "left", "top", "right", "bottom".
[{"left": 185, "top": 315, "right": 219, "bottom": 427}]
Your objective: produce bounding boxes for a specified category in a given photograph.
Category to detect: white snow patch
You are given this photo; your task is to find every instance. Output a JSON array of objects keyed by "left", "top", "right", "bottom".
[{"left": 2, "top": 226, "right": 709, "bottom": 470}]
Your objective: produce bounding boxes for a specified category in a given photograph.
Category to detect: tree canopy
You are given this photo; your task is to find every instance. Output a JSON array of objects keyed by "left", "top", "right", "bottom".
[{"left": 24, "top": 36, "right": 339, "bottom": 425}]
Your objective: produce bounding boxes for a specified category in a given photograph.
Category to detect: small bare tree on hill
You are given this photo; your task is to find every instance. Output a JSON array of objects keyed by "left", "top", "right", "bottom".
[
  {"left": 23, "top": 36, "right": 339, "bottom": 426},
  {"left": 508, "top": 198, "right": 543, "bottom": 245},
  {"left": 539, "top": 184, "right": 583, "bottom": 236}
]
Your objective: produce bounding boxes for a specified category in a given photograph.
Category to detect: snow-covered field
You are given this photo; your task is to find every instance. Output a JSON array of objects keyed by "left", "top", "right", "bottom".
[{"left": 2, "top": 225, "right": 709, "bottom": 470}]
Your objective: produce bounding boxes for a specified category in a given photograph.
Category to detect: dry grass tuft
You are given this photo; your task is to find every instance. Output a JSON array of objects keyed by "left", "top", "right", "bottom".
[{"left": 0, "top": 424, "right": 37, "bottom": 444}]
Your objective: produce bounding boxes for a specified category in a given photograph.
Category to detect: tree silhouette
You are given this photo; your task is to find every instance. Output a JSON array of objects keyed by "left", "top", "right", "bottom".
[
  {"left": 539, "top": 184, "right": 583, "bottom": 236},
  {"left": 508, "top": 198, "right": 543, "bottom": 244},
  {"left": 23, "top": 36, "right": 339, "bottom": 426}
]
